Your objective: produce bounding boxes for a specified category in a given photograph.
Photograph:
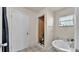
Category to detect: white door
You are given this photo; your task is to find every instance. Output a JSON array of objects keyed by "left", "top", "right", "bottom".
[
  {"left": 0, "top": 7, "right": 2, "bottom": 52},
  {"left": 21, "top": 14, "right": 29, "bottom": 49},
  {"left": 11, "top": 9, "right": 29, "bottom": 51}
]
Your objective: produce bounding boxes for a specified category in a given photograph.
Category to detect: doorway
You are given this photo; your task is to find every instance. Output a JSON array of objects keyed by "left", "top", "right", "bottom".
[{"left": 38, "top": 15, "right": 45, "bottom": 46}]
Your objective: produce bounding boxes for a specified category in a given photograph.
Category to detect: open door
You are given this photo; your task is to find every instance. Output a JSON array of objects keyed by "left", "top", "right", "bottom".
[{"left": 38, "top": 15, "right": 45, "bottom": 46}]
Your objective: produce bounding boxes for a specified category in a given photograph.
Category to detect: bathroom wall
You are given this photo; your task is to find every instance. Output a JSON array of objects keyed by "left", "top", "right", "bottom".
[
  {"left": 46, "top": 9, "right": 54, "bottom": 49},
  {"left": 7, "top": 7, "right": 37, "bottom": 51},
  {"left": 54, "top": 8, "right": 75, "bottom": 41},
  {"left": 75, "top": 8, "right": 79, "bottom": 50},
  {"left": 0, "top": 7, "right": 2, "bottom": 51},
  {"left": 37, "top": 8, "right": 54, "bottom": 49}
]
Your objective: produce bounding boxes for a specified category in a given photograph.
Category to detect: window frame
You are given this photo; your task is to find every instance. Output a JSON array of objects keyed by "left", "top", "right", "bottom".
[{"left": 58, "top": 15, "right": 74, "bottom": 27}]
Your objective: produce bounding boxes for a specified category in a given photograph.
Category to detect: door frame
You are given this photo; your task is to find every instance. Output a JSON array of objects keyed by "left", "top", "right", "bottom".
[{"left": 38, "top": 15, "right": 45, "bottom": 46}]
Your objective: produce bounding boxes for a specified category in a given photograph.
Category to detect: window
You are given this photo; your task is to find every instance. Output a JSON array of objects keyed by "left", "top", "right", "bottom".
[{"left": 59, "top": 15, "right": 74, "bottom": 26}]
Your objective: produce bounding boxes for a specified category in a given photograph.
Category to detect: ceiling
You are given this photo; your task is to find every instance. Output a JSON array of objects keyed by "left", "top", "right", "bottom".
[
  {"left": 25, "top": 7, "right": 45, "bottom": 12},
  {"left": 47, "top": 7, "right": 65, "bottom": 12},
  {"left": 25, "top": 7, "right": 65, "bottom": 12}
]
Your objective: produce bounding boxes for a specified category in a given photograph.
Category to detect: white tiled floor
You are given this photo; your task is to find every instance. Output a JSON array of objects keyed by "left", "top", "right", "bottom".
[{"left": 18, "top": 45, "right": 57, "bottom": 52}]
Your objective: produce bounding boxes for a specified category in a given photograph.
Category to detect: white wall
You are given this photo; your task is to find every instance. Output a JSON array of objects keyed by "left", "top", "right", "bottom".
[
  {"left": 45, "top": 9, "right": 54, "bottom": 49},
  {"left": 0, "top": 7, "right": 2, "bottom": 51},
  {"left": 75, "top": 8, "right": 79, "bottom": 50},
  {"left": 54, "top": 8, "right": 75, "bottom": 41},
  {"left": 7, "top": 7, "right": 37, "bottom": 51}
]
